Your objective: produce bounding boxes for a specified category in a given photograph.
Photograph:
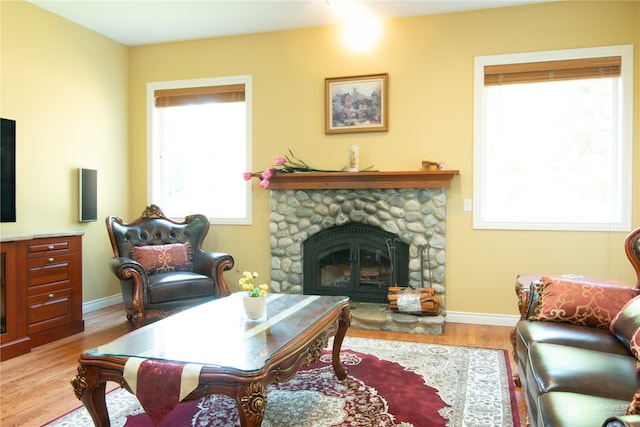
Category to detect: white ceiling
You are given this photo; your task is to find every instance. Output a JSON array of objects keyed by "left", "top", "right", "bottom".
[{"left": 28, "top": 0, "right": 548, "bottom": 46}]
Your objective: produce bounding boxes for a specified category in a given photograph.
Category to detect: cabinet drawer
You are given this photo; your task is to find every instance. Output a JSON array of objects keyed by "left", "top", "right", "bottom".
[
  {"left": 27, "top": 238, "right": 75, "bottom": 257},
  {"left": 27, "top": 288, "right": 72, "bottom": 334},
  {"left": 27, "top": 255, "right": 73, "bottom": 291}
]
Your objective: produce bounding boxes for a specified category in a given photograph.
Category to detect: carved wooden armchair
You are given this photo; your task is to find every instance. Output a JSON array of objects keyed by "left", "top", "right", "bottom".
[{"left": 106, "top": 205, "right": 234, "bottom": 328}]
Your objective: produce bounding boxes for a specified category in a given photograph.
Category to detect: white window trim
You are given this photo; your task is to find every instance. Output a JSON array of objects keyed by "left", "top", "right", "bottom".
[
  {"left": 472, "top": 45, "right": 633, "bottom": 232},
  {"left": 146, "top": 75, "right": 253, "bottom": 224}
]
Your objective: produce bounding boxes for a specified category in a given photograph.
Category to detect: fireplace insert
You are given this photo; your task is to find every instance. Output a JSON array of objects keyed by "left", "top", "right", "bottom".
[{"left": 303, "top": 223, "right": 409, "bottom": 303}]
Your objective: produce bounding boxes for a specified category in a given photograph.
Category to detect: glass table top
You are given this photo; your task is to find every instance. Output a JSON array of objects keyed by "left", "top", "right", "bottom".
[{"left": 87, "top": 293, "right": 349, "bottom": 372}]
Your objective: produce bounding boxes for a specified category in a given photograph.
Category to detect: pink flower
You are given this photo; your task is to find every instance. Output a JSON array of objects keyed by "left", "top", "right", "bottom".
[
  {"left": 260, "top": 179, "right": 270, "bottom": 189},
  {"left": 243, "top": 172, "right": 253, "bottom": 181},
  {"left": 261, "top": 167, "right": 275, "bottom": 180},
  {"left": 274, "top": 156, "right": 286, "bottom": 166}
]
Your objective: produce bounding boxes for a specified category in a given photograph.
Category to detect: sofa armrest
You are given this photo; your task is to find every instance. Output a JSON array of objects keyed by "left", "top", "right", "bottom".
[
  {"left": 603, "top": 415, "right": 640, "bottom": 427},
  {"left": 522, "top": 280, "right": 544, "bottom": 319},
  {"left": 515, "top": 277, "right": 543, "bottom": 320}
]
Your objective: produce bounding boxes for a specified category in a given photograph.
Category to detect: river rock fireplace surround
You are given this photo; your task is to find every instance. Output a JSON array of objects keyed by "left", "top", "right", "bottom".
[{"left": 267, "top": 170, "right": 458, "bottom": 334}]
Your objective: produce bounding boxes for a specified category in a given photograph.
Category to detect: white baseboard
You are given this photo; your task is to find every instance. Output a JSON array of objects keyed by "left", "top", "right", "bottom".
[
  {"left": 82, "top": 294, "right": 123, "bottom": 314},
  {"left": 446, "top": 310, "right": 520, "bottom": 327},
  {"left": 82, "top": 295, "right": 520, "bottom": 327}
]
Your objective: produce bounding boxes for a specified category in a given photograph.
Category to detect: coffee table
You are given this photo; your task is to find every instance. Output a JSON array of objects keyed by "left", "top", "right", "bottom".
[{"left": 71, "top": 293, "right": 351, "bottom": 426}]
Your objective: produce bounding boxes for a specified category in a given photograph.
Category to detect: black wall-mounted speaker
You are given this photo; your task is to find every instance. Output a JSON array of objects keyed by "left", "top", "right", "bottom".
[{"left": 79, "top": 168, "right": 97, "bottom": 222}]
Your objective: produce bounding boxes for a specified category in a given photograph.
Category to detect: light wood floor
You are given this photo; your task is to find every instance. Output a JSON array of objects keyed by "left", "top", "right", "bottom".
[{"left": 0, "top": 304, "right": 526, "bottom": 426}]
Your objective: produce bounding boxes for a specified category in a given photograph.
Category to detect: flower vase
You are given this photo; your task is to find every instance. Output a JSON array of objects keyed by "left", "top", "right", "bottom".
[{"left": 243, "top": 295, "right": 266, "bottom": 321}]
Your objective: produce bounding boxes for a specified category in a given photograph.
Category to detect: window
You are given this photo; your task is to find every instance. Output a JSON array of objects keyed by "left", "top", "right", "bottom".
[
  {"left": 147, "top": 75, "right": 252, "bottom": 224},
  {"left": 473, "top": 45, "right": 633, "bottom": 231}
]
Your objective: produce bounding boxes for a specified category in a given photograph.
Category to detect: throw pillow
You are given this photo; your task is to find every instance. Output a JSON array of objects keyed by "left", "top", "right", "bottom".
[
  {"left": 529, "top": 276, "right": 640, "bottom": 329},
  {"left": 131, "top": 242, "right": 193, "bottom": 275},
  {"left": 626, "top": 390, "right": 640, "bottom": 415}
]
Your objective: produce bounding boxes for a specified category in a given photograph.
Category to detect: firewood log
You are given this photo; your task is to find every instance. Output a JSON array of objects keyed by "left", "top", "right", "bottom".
[
  {"left": 387, "top": 286, "right": 436, "bottom": 295},
  {"left": 387, "top": 287, "right": 441, "bottom": 316}
]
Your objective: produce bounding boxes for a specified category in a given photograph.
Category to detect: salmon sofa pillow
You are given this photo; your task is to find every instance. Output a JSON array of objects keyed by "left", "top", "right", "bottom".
[{"left": 530, "top": 276, "right": 639, "bottom": 329}]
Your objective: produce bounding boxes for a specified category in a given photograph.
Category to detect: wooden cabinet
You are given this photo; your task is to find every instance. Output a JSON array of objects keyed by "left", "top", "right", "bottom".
[
  {"left": 1, "top": 233, "right": 84, "bottom": 360},
  {"left": 0, "top": 241, "right": 29, "bottom": 360}
]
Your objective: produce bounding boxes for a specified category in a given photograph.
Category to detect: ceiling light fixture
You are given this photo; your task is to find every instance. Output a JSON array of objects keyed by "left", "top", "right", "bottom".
[{"left": 338, "top": 1, "right": 382, "bottom": 52}]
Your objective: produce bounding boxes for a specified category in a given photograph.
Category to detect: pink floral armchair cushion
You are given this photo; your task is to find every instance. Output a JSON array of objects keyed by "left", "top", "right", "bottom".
[{"left": 131, "top": 242, "right": 193, "bottom": 275}]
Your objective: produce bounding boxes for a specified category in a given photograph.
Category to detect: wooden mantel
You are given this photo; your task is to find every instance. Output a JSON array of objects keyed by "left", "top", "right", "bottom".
[{"left": 268, "top": 170, "right": 459, "bottom": 190}]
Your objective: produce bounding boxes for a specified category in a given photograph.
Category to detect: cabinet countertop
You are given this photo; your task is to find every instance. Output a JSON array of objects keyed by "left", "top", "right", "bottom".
[{"left": 0, "top": 230, "right": 84, "bottom": 243}]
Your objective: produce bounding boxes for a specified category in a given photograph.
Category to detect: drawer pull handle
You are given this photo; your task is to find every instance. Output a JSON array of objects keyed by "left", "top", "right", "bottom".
[
  {"left": 48, "top": 245, "right": 54, "bottom": 250},
  {"left": 48, "top": 293, "right": 54, "bottom": 299},
  {"left": 48, "top": 257, "right": 54, "bottom": 263}
]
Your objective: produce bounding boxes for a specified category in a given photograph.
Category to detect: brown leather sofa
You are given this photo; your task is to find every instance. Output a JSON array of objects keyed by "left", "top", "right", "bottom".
[{"left": 514, "top": 227, "right": 640, "bottom": 427}]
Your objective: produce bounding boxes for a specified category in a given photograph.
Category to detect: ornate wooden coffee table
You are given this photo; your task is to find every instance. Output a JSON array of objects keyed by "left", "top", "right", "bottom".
[{"left": 71, "top": 293, "right": 351, "bottom": 426}]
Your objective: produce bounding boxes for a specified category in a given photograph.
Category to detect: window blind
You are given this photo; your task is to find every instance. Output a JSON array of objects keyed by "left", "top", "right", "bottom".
[
  {"left": 154, "top": 84, "right": 245, "bottom": 108},
  {"left": 484, "top": 56, "right": 621, "bottom": 86}
]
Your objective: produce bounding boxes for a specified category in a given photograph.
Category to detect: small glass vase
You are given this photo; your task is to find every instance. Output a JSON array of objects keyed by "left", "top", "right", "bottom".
[{"left": 243, "top": 295, "right": 267, "bottom": 321}]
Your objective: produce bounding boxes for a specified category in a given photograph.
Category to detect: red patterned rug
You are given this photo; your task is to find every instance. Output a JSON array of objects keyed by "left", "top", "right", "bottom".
[{"left": 44, "top": 337, "right": 520, "bottom": 427}]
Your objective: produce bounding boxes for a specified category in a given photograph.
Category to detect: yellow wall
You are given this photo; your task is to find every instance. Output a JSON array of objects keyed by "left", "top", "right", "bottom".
[
  {"left": 2, "top": 0, "right": 639, "bottom": 317},
  {"left": 0, "top": 1, "right": 128, "bottom": 301},
  {"left": 129, "top": 1, "right": 640, "bottom": 316}
]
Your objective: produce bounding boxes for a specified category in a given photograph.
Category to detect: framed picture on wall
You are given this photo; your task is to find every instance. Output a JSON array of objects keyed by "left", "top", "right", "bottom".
[{"left": 325, "top": 73, "right": 388, "bottom": 134}]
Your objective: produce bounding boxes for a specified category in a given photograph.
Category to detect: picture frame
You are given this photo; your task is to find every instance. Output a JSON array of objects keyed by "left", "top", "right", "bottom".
[{"left": 325, "top": 73, "right": 388, "bottom": 134}]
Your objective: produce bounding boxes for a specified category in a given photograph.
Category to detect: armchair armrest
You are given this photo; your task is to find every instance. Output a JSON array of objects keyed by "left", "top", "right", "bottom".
[
  {"left": 109, "top": 256, "right": 146, "bottom": 280},
  {"left": 109, "top": 257, "right": 148, "bottom": 319},
  {"left": 193, "top": 251, "right": 234, "bottom": 297}
]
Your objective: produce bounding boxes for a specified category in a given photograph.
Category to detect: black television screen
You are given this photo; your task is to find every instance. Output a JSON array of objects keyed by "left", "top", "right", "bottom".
[{"left": 1, "top": 118, "right": 16, "bottom": 223}]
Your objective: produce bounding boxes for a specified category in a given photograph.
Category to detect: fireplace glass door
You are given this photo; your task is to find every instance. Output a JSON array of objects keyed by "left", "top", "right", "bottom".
[{"left": 304, "top": 223, "right": 408, "bottom": 303}]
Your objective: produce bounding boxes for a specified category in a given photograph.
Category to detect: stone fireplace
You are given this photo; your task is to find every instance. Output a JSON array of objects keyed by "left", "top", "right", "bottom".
[{"left": 267, "top": 170, "right": 458, "bottom": 334}]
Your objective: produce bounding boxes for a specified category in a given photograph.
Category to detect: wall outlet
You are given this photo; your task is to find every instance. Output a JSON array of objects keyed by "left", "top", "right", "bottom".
[{"left": 463, "top": 199, "right": 472, "bottom": 212}]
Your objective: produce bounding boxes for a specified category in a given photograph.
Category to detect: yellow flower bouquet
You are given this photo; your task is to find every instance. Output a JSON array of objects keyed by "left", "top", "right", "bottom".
[{"left": 239, "top": 271, "right": 268, "bottom": 297}]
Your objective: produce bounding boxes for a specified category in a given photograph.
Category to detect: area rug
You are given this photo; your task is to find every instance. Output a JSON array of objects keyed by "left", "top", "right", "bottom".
[{"left": 44, "top": 336, "right": 520, "bottom": 427}]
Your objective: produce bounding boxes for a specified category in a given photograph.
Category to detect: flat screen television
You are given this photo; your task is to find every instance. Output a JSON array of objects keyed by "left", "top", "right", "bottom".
[{"left": 1, "top": 118, "right": 16, "bottom": 223}]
